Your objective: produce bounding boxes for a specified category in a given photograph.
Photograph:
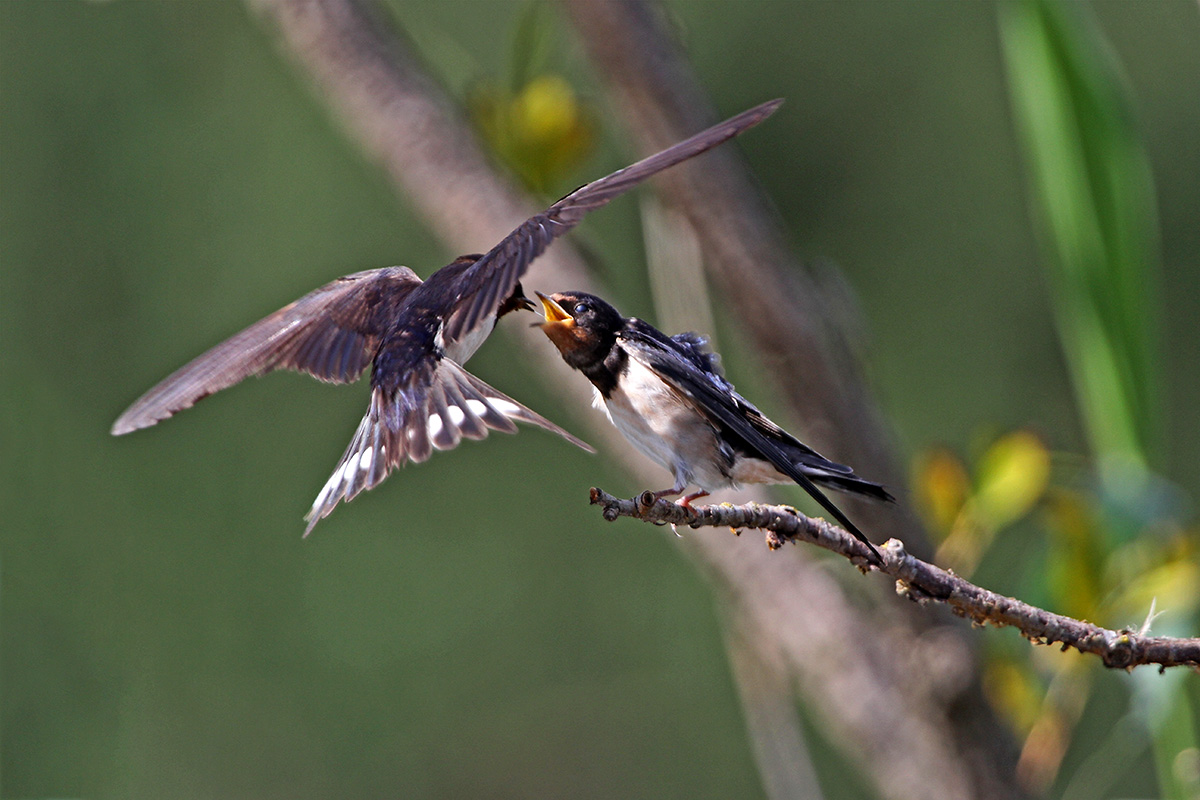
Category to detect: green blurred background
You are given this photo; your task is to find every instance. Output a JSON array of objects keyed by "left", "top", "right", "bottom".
[{"left": 3, "top": 2, "right": 1198, "bottom": 798}]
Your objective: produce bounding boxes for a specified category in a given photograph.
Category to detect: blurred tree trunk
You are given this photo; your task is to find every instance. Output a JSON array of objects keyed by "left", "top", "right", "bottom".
[{"left": 247, "top": 1, "right": 1026, "bottom": 797}]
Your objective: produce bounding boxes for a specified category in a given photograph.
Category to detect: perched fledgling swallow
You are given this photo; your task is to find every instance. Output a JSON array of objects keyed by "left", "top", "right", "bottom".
[
  {"left": 112, "top": 99, "right": 783, "bottom": 534},
  {"left": 536, "top": 291, "right": 892, "bottom": 562}
]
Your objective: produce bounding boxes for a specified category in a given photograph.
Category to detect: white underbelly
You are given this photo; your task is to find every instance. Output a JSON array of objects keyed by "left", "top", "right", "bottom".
[{"left": 596, "top": 358, "right": 730, "bottom": 490}]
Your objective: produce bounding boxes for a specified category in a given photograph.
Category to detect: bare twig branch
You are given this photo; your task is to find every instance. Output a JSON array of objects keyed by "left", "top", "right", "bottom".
[{"left": 591, "top": 488, "right": 1200, "bottom": 672}]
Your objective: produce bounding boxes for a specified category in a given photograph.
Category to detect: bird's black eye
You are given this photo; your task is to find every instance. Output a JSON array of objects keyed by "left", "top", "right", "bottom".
[{"left": 573, "top": 302, "right": 590, "bottom": 316}]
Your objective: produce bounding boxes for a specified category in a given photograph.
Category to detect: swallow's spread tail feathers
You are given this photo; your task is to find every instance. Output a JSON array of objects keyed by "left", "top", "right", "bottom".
[{"left": 303, "top": 361, "right": 592, "bottom": 534}]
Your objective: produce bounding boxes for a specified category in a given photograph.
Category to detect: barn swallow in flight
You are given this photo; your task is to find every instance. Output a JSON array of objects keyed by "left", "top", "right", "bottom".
[
  {"left": 536, "top": 291, "right": 891, "bottom": 562},
  {"left": 112, "top": 99, "right": 783, "bottom": 534}
]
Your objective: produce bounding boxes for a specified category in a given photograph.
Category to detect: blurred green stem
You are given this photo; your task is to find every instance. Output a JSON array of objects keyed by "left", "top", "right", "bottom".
[{"left": 1000, "top": 0, "right": 1163, "bottom": 479}]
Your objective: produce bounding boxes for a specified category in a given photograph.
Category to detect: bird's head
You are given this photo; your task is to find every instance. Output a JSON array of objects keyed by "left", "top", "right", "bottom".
[{"left": 535, "top": 291, "right": 623, "bottom": 370}]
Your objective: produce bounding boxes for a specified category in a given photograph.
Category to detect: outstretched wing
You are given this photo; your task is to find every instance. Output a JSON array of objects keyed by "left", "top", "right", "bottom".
[
  {"left": 443, "top": 99, "right": 784, "bottom": 341},
  {"left": 304, "top": 359, "right": 593, "bottom": 535},
  {"left": 619, "top": 323, "right": 887, "bottom": 560},
  {"left": 112, "top": 267, "right": 421, "bottom": 435}
]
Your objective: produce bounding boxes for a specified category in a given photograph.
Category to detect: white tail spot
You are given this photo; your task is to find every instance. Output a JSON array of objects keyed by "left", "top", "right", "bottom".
[
  {"left": 338, "top": 455, "right": 359, "bottom": 487},
  {"left": 489, "top": 398, "right": 521, "bottom": 417}
]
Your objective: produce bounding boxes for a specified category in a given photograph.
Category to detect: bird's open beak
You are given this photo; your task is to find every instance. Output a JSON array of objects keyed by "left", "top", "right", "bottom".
[{"left": 536, "top": 291, "right": 574, "bottom": 328}]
